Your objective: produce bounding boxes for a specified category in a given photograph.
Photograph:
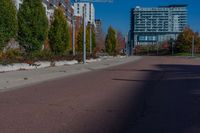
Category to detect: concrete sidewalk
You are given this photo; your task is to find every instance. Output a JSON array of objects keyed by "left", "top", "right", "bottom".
[{"left": 0, "top": 56, "right": 141, "bottom": 92}]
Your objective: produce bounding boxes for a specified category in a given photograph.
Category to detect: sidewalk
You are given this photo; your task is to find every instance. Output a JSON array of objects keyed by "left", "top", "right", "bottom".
[{"left": 0, "top": 56, "right": 141, "bottom": 92}]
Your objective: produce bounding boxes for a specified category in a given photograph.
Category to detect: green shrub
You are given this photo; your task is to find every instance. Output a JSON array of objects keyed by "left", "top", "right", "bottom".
[
  {"left": 0, "top": 49, "right": 23, "bottom": 64},
  {"left": 25, "top": 50, "right": 53, "bottom": 61}
]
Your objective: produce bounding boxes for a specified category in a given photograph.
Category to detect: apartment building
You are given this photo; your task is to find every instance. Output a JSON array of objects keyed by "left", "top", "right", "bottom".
[
  {"left": 13, "top": 0, "right": 74, "bottom": 25},
  {"left": 74, "top": 2, "right": 95, "bottom": 25},
  {"left": 130, "top": 5, "right": 188, "bottom": 46}
]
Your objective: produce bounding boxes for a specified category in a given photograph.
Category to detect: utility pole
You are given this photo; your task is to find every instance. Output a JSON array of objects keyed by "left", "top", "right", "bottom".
[
  {"left": 83, "top": 5, "right": 86, "bottom": 64},
  {"left": 192, "top": 35, "right": 195, "bottom": 57},
  {"left": 90, "top": 23, "right": 92, "bottom": 54}
]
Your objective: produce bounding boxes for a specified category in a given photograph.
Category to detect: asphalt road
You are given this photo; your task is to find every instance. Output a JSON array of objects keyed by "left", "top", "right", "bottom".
[{"left": 0, "top": 56, "right": 200, "bottom": 133}]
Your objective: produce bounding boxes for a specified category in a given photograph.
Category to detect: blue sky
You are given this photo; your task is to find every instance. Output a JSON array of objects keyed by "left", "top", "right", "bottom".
[{"left": 94, "top": 0, "right": 200, "bottom": 35}]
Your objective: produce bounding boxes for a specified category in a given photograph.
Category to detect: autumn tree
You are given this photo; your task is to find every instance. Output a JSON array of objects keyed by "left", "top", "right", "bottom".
[
  {"left": 0, "top": 0, "right": 18, "bottom": 51},
  {"left": 86, "top": 24, "right": 96, "bottom": 53},
  {"left": 76, "top": 23, "right": 96, "bottom": 53},
  {"left": 96, "top": 32, "right": 105, "bottom": 52},
  {"left": 91, "top": 26, "right": 96, "bottom": 52},
  {"left": 116, "top": 31, "right": 125, "bottom": 54},
  {"left": 191, "top": 32, "right": 200, "bottom": 53},
  {"left": 175, "top": 27, "right": 200, "bottom": 53}
]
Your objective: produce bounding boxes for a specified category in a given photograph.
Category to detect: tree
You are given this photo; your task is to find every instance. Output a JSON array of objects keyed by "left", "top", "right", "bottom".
[
  {"left": 18, "top": 0, "right": 48, "bottom": 53},
  {"left": 105, "top": 26, "right": 116, "bottom": 54},
  {"left": 194, "top": 32, "right": 200, "bottom": 52},
  {"left": 49, "top": 8, "right": 70, "bottom": 55},
  {"left": 92, "top": 26, "right": 96, "bottom": 51},
  {"left": 116, "top": 31, "right": 125, "bottom": 54},
  {"left": 0, "top": 0, "right": 18, "bottom": 51},
  {"left": 175, "top": 27, "right": 200, "bottom": 53},
  {"left": 95, "top": 24, "right": 105, "bottom": 52},
  {"left": 76, "top": 24, "right": 83, "bottom": 53},
  {"left": 76, "top": 23, "right": 96, "bottom": 54},
  {"left": 86, "top": 24, "right": 96, "bottom": 53},
  {"left": 86, "top": 25, "right": 90, "bottom": 52}
]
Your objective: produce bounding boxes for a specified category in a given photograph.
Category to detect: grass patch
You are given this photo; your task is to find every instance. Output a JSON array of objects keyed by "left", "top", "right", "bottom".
[{"left": 175, "top": 52, "right": 200, "bottom": 57}]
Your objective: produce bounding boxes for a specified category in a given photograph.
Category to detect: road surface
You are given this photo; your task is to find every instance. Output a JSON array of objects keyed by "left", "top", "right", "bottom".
[{"left": 0, "top": 56, "right": 199, "bottom": 133}]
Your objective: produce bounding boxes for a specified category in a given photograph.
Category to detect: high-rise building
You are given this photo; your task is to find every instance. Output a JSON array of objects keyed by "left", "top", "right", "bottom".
[
  {"left": 74, "top": 2, "right": 95, "bottom": 25},
  {"left": 130, "top": 5, "right": 188, "bottom": 47}
]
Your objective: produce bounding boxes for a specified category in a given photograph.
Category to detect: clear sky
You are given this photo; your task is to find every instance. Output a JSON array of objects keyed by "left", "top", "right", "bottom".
[{"left": 94, "top": 0, "right": 200, "bottom": 35}]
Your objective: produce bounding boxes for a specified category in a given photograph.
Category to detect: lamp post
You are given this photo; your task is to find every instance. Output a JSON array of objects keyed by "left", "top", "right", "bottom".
[
  {"left": 72, "top": 16, "right": 76, "bottom": 56},
  {"left": 83, "top": 5, "right": 86, "bottom": 64},
  {"left": 90, "top": 23, "right": 92, "bottom": 54}
]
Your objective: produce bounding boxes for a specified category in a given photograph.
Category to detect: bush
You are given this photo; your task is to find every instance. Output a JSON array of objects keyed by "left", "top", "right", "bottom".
[
  {"left": 49, "top": 8, "right": 70, "bottom": 55},
  {"left": 25, "top": 50, "right": 53, "bottom": 62},
  {"left": 18, "top": 0, "right": 48, "bottom": 53},
  {"left": 0, "top": 49, "right": 23, "bottom": 64},
  {"left": 0, "top": 0, "right": 18, "bottom": 51}
]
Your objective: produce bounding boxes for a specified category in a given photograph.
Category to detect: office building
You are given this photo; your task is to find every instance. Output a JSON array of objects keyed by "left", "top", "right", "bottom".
[{"left": 130, "top": 5, "right": 188, "bottom": 47}]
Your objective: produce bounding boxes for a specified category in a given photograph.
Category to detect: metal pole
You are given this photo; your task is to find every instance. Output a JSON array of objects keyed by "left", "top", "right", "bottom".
[
  {"left": 131, "top": 40, "right": 133, "bottom": 56},
  {"left": 90, "top": 24, "right": 92, "bottom": 54},
  {"left": 89, "top": 2, "right": 92, "bottom": 55},
  {"left": 192, "top": 35, "right": 195, "bottom": 57},
  {"left": 83, "top": 6, "right": 86, "bottom": 64},
  {"left": 172, "top": 41, "right": 174, "bottom": 56},
  {"left": 157, "top": 41, "right": 159, "bottom": 56},
  {"left": 126, "top": 41, "right": 128, "bottom": 57},
  {"left": 72, "top": 16, "right": 75, "bottom": 56}
]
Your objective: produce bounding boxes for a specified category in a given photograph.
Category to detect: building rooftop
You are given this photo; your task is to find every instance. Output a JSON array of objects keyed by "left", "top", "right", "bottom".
[
  {"left": 159, "top": 4, "right": 188, "bottom": 8},
  {"left": 134, "top": 4, "right": 188, "bottom": 9}
]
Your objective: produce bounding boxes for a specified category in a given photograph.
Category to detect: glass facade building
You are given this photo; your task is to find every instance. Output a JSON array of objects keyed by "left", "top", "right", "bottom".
[{"left": 130, "top": 5, "right": 188, "bottom": 46}]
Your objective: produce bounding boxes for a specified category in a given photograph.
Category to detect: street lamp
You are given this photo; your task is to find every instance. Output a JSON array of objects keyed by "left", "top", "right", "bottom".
[{"left": 83, "top": 5, "right": 86, "bottom": 64}]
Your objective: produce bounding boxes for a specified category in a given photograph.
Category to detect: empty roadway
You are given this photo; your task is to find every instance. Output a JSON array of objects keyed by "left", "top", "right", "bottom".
[{"left": 0, "top": 56, "right": 199, "bottom": 133}]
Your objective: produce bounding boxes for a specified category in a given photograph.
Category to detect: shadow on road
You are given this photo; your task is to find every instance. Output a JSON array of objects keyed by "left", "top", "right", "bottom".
[{"left": 112, "top": 64, "right": 200, "bottom": 133}]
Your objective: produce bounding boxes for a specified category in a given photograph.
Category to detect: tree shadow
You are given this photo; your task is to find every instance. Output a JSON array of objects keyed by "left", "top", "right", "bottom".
[{"left": 112, "top": 64, "right": 200, "bottom": 133}]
